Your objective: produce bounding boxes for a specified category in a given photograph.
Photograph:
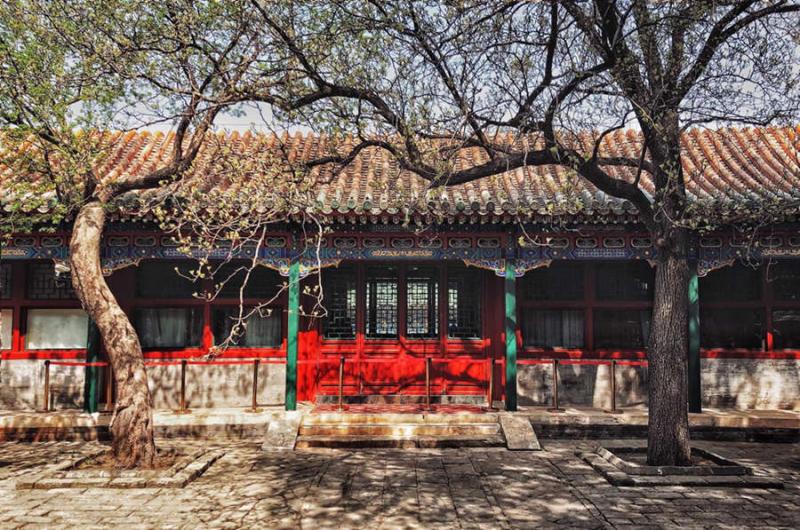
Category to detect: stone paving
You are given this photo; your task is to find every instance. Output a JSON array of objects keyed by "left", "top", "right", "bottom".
[{"left": 0, "top": 440, "right": 798, "bottom": 529}]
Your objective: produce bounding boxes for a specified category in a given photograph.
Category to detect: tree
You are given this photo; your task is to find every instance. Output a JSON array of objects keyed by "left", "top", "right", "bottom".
[
  {"left": 0, "top": 0, "right": 290, "bottom": 467},
  {"left": 247, "top": 0, "right": 800, "bottom": 465}
]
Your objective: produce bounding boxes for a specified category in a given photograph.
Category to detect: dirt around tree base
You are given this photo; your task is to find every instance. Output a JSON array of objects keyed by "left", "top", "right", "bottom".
[{"left": 75, "top": 448, "right": 180, "bottom": 472}]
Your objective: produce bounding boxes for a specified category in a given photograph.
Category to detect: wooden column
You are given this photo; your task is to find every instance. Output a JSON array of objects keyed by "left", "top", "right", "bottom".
[
  {"left": 285, "top": 261, "right": 300, "bottom": 411},
  {"left": 687, "top": 262, "right": 702, "bottom": 413},
  {"left": 504, "top": 261, "right": 518, "bottom": 411},
  {"left": 83, "top": 320, "right": 101, "bottom": 413}
]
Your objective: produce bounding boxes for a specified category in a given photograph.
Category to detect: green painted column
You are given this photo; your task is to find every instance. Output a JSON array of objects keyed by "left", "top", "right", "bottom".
[
  {"left": 83, "top": 320, "right": 101, "bottom": 413},
  {"left": 285, "top": 261, "right": 300, "bottom": 411},
  {"left": 504, "top": 261, "right": 518, "bottom": 411},
  {"left": 688, "top": 263, "right": 702, "bottom": 413}
]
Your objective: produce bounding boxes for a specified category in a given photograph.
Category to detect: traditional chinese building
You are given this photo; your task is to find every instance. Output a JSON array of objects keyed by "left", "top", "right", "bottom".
[{"left": 1, "top": 126, "right": 799, "bottom": 412}]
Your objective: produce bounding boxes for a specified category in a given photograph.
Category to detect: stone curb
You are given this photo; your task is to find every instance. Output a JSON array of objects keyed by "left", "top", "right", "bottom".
[
  {"left": 16, "top": 449, "right": 225, "bottom": 490},
  {"left": 577, "top": 449, "right": 784, "bottom": 489}
]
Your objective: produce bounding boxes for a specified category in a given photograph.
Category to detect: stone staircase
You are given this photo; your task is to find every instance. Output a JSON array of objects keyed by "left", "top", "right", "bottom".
[{"left": 295, "top": 412, "right": 506, "bottom": 449}]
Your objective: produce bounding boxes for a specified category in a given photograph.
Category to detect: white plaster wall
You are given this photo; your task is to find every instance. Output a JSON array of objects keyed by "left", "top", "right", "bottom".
[
  {"left": 518, "top": 363, "right": 648, "bottom": 408},
  {"left": 146, "top": 362, "right": 286, "bottom": 410},
  {"left": 701, "top": 359, "right": 800, "bottom": 410},
  {"left": 0, "top": 360, "right": 84, "bottom": 410},
  {"left": 518, "top": 359, "right": 800, "bottom": 410}
]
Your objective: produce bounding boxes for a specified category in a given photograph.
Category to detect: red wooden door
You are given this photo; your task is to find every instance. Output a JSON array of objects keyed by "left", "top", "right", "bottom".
[{"left": 310, "top": 262, "right": 492, "bottom": 400}]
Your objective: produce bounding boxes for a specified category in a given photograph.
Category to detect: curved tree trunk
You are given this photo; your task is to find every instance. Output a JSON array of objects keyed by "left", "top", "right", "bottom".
[
  {"left": 69, "top": 201, "right": 156, "bottom": 468},
  {"left": 647, "top": 229, "right": 692, "bottom": 466}
]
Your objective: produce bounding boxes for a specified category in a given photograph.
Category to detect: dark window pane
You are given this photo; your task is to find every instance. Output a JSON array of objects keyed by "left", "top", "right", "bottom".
[
  {"left": 772, "top": 310, "right": 800, "bottom": 349},
  {"left": 522, "top": 310, "right": 584, "bottom": 348},
  {"left": 322, "top": 268, "right": 356, "bottom": 339},
  {"left": 137, "top": 262, "right": 197, "bottom": 299},
  {"left": 134, "top": 307, "right": 203, "bottom": 349},
  {"left": 26, "top": 262, "right": 76, "bottom": 300},
  {"left": 595, "top": 261, "right": 654, "bottom": 301},
  {"left": 520, "top": 262, "right": 584, "bottom": 301},
  {"left": 767, "top": 262, "right": 800, "bottom": 301},
  {"left": 406, "top": 267, "right": 438, "bottom": 338},
  {"left": 448, "top": 268, "right": 482, "bottom": 339},
  {"left": 366, "top": 267, "right": 398, "bottom": 338},
  {"left": 593, "top": 309, "right": 651, "bottom": 349},
  {"left": 700, "top": 265, "right": 761, "bottom": 302},
  {"left": 0, "top": 264, "right": 11, "bottom": 299},
  {"left": 700, "top": 308, "right": 764, "bottom": 349},
  {"left": 212, "top": 307, "right": 282, "bottom": 347},
  {"left": 214, "top": 264, "right": 282, "bottom": 300}
]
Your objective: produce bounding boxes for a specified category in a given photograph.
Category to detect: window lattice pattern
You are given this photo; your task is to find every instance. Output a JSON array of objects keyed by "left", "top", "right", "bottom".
[
  {"left": 406, "top": 269, "right": 438, "bottom": 338},
  {"left": 26, "top": 263, "right": 76, "bottom": 300},
  {"left": 448, "top": 269, "right": 481, "bottom": 339},
  {"left": 0, "top": 264, "right": 11, "bottom": 299},
  {"left": 322, "top": 269, "right": 357, "bottom": 339},
  {"left": 768, "top": 262, "right": 800, "bottom": 301},
  {"left": 215, "top": 263, "right": 282, "bottom": 300},
  {"left": 366, "top": 268, "right": 398, "bottom": 338},
  {"left": 700, "top": 264, "right": 761, "bottom": 302},
  {"left": 593, "top": 309, "right": 651, "bottom": 349},
  {"left": 595, "top": 261, "right": 654, "bottom": 301},
  {"left": 521, "top": 262, "right": 584, "bottom": 301},
  {"left": 137, "top": 262, "right": 197, "bottom": 299}
]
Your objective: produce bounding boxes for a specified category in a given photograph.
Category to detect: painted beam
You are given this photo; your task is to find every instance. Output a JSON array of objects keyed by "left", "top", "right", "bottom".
[
  {"left": 83, "top": 320, "right": 101, "bottom": 413},
  {"left": 688, "top": 263, "right": 702, "bottom": 413},
  {"left": 285, "top": 260, "right": 300, "bottom": 411},
  {"left": 504, "top": 261, "right": 518, "bottom": 411}
]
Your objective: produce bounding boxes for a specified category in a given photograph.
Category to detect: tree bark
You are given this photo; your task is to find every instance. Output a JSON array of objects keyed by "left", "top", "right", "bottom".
[
  {"left": 69, "top": 201, "right": 156, "bottom": 468},
  {"left": 647, "top": 229, "right": 692, "bottom": 466}
]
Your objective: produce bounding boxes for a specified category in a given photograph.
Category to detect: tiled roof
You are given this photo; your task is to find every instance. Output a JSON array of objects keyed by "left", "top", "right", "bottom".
[{"left": 3, "top": 126, "right": 800, "bottom": 223}]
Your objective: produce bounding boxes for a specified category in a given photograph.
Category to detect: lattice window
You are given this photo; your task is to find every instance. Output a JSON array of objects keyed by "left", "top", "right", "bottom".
[
  {"left": 520, "top": 262, "right": 584, "bottom": 301},
  {"left": 593, "top": 309, "right": 651, "bottom": 349},
  {"left": 406, "top": 267, "right": 438, "bottom": 338},
  {"left": 522, "top": 309, "right": 584, "bottom": 348},
  {"left": 137, "top": 261, "right": 197, "bottom": 299},
  {"left": 700, "top": 308, "right": 764, "bottom": 349},
  {"left": 322, "top": 268, "right": 357, "bottom": 339},
  {"left": 366, "top": 267, "right": 398, "bottom": 338},
  {"left": 701, "top": 264, "right": 761, "bottom": 302},
  {"left": 26, "top": 262, "right": 76, "bottom": 300},
  {"left": 595, "top": 261, "right": 654, "bottom": 301},
  {"left": 0, "top": 264, "right": 11, "bottom": 299},
  {"left": 767, "top": 261, "right": 800, "bottom": 301},
  {"left": 448, "top": 268, "right": 481, "bottom": 339},
  {"left": 213, "top": 307, "right": 282, "bottom": 347},
  {"left": 133, "top": 307, "right": 204, "bottom": 349},
  {"left": 215, "top": 263, "right": 282, "bottom": 300}
]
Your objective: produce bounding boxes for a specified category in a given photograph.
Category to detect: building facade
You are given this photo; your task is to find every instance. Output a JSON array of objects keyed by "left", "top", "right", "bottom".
[{"left": 1, "top": 127, "right": 799, "bottom": 412}]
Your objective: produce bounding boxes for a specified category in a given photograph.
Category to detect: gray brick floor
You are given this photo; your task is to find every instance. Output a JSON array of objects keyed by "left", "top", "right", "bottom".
[{"left": 0, "top": 440, "right": 798, "bottom": 529}]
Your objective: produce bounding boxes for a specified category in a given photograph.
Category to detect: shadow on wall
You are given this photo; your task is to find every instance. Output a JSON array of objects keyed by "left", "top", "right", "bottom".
[
  {"left": 702, "top": 358, "right": 800, "bottom": 410},
  {"left": 517, "top": 364, "right": 648, "bottom": 408},
  {"left": 0, "top": 361, "right": 84, "bottom": 410},
  {"left": 147, "top": 363, "right": 286, "bottom": 410}
]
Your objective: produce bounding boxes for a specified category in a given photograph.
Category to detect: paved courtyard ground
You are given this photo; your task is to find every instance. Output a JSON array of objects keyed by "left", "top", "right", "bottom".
[{"left": 0, "top": 440, "right": 798, "bottom": 529}]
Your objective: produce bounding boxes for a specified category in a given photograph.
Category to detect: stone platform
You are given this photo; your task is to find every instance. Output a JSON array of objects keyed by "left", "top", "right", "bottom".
[{"left": 1, "top": 405, "right": 797, "bottom": 443}]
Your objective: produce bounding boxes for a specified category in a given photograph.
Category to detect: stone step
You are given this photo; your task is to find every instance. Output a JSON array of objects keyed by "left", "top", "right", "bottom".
[
  {"left": 299, "top": 422, "right": 501, "bottom": 437},
  {"left": 304, "top": 412, "right": 496, "bottom": 425},
  {"left": 295, "top": 434, "right": 506, "bottom": 449}
]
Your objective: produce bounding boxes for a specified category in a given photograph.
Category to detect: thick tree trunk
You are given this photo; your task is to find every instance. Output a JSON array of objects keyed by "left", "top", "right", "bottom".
[
  {"left": 647, "top": 230, "right": 692, "bottom": 466},
  {"left": 69, "top": 201, "right": 156, "bottom": 468}
]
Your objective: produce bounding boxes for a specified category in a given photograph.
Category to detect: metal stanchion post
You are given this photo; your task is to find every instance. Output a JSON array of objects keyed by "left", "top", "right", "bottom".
[
  {"left": 425, "top": 357, "right": 432, "bottom": 411},
  {"left": 487, "top": 358, "right": 495, "bottom": 411},
  {"left": 605, "top": 360, "right": 623, "bottom": 414},
  {"left": 104, "top": 364, "right": 113, "bottom": 412},
  {"left": 338, "top": 356, "right": 345, "bottom": 411},
  {"left": 41, "top": 360, "right": 51, "bottom": 412},
  {"left": 175, "top": 359, "right": 190, "bottom": 414},
  {"left": 547, "top": 359, "right": 565, "bottom": 413},
  {"left": 247, "top": 359, "right": 262, "bottom": 413}
]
